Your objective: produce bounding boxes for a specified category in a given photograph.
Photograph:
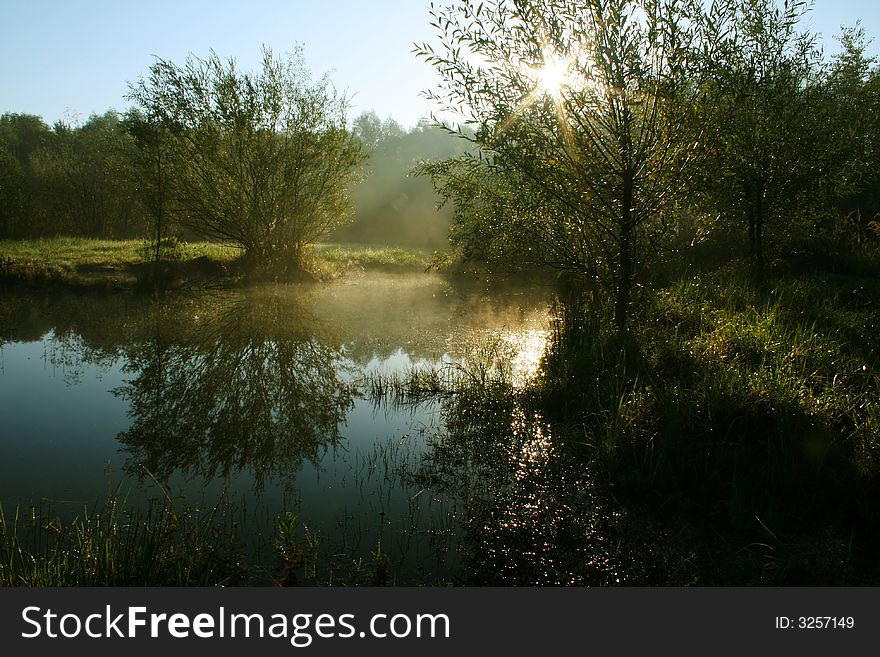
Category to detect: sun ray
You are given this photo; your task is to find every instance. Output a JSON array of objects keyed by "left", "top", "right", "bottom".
[
  {"left": 496, "top": 47, "right": 578, "bottom": 136},
  {"left": 533, "top": 52, "right": 574, "bottom": 99}
]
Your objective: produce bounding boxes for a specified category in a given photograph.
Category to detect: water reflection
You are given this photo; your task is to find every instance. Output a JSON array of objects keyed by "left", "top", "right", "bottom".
[
  {"left": 116, "top": 291, "right": 354, "bottom": 489},
  {"left": 0, "top": 273, "right": 554, "bottom": 581},
  {"left": 400, "top": 383, "right": 676, "bottom": 585}
]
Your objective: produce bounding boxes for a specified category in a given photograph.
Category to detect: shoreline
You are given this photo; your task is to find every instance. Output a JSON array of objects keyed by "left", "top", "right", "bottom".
[{"left": 0, "top": 239, "right": 438, "bottom": 292}]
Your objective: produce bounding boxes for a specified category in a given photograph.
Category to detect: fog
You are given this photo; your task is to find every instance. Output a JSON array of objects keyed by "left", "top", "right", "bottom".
[{"left": 333, "top": 111, "right": 471, "bottom": 247}]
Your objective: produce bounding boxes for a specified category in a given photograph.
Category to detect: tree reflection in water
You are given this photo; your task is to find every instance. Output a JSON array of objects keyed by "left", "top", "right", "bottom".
[
  {"left": 384, "top": 360, "right": 683, "bottom": 585},
  {"left": 116, "top": 289, "right": 354, "bottom": 490}
]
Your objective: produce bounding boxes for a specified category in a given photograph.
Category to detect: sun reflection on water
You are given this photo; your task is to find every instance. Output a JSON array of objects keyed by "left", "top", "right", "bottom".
[{"left": 495, "top": 328, "right": 550, "bottom": 386}]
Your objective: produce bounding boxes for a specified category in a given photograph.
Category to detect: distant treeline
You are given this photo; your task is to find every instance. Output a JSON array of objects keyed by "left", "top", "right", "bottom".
[
  {"left": 0, "top": 108, "right": 465, "bottom": 247},
  {"left": 337, "top": 111, "right": 470, "bottom": 247},
  {"left": 0, "top": 111, "right": 143, "bottom": 240}
]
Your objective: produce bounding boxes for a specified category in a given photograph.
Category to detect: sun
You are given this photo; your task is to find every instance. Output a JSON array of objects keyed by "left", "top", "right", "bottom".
[
  {"left": 533, "top": 52, "right": 574, "bottom": 99},
  {"left": 496, "top": 47, "right": 579, "bottom": 135}
]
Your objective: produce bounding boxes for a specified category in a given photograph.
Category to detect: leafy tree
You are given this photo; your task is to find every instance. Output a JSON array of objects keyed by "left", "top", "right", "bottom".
[
  {"left": 0, "top": 113, "right": 52, "bottom": 237},
  {"left": 0, "top": 148, "right": 27, "bottom": 238},
  {"left": 417, "top": 154, "right": 542, "bottom": 270},
  {"left": 352, "top": 110, "right": 405, "bottom": 150},
  {"left": 824, "top": 25, "right": 880, "bottom": 245},
  {"left": 127, "top": 47, "right": 365, "bottom": 272},
  {"left": 703, "top": 0, "right": 828, "bottom": 276},
  {"left": 417, "top": 0, "right": 730, "bottom": 331},
  {"left": 33, "top": 113, "right": 140, "bottom": 238},
  {"left": 0, "top": 113, "right": 53, "bottom": 171},
  {"left": 123, "top": 108, "right": 176, "bottom": 271}
]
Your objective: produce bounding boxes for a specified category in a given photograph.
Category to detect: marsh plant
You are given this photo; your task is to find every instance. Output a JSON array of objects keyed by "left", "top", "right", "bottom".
[{"left": 0, "top": 489, "right": 245, "bottom": 586}]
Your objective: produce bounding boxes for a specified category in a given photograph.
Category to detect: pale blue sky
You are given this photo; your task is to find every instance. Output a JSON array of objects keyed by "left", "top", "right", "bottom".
[{"left": 1, "top": 0, "right": 878, "bottom": 128}]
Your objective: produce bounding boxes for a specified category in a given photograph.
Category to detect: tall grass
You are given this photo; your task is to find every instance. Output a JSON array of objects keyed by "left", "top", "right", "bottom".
[
  {"left": 365, "top": 264, "right": 880, "bottom": 583},
  {"left": 362, "top": 340, "right": 518, "bottom": 410},
  {"left": 0, "top": 489, "right": 245, "bottom": 586}
]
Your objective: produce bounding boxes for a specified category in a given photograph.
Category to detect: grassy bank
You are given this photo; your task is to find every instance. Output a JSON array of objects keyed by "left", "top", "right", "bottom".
[
  {"left": 539, "top": 266, "right": 879, "bottom": 581},
  {"left": 0, "top": 238, "right": 240, "bottom": 289},
  {"left": 0, "top": 238, "right": 437, "bottom": 290},
  {"left": 369, "top": 263, "right": 880, "bottom": 584}
]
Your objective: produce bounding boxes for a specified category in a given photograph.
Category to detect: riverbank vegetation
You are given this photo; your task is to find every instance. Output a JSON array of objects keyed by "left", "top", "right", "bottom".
[
  {"left": 0, "top": 50, "right": 464, "bottom": 284},
  {"left": 418, "top": 0, "right": 880, "bottom": 321},
  {"left": 369, "top": 261, "right": 879, "bottom": 584},
  {"left": 398, "top": 0, "right": 880, "bottom": 584},
  {"left": 0, "top": 238, "right": 435, "bottom": 288},
  {"left": 0, "top": 491, "right": 246, "bottom": 586}
]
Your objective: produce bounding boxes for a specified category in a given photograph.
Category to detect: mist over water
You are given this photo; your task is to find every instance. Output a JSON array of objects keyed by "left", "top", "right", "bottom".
[{"left": 0, "top": 272, "right": 550, "bottom": 581}]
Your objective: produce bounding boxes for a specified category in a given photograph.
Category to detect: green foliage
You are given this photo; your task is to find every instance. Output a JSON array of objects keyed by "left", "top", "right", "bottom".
[
  {"left": 336, "top": 114, "right": 467, "bottom": 247},
  {"left": 0, "top": 491, "right": 244, "bottom": 586},
  {"left": 417, "top": 0, "right": 731, "bottom": 330},
  {"left": 42, "top": 113, "right": 142, "bottom": 238},
  {"left": 824, "top": 25, "right": 880, "bottom": 248},
  {"left": 698, "top": 0, "right": 831, "bottom": 275},
  {"left": 0, "top": 112, "right": 142, "bottom": 239},
  {"left": 274, "top": 512, "right": 299, "bottom": 562},
  {"left": 416, "top": 155, "right": 541, "bottom": 270},
  {"left": 0, "top": 114, "right": 50, "bottom": 238},
  {"left": 122, "top": 108, "right": 177, "bottom": 278},
  {"left": 127, "top": 47, "right": 366, "bottom": 272}
]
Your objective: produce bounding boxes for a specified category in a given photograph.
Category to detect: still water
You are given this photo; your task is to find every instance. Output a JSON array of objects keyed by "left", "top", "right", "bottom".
[{"left": 0, "top": 272, "right": 551, "bottom": 582}]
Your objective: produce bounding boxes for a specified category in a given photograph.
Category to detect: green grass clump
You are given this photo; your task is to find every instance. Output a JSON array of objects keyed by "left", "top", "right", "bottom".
[
  {"left": 0, "top": 491, "right": 245, "bottom": 586},
  {"left": 308, "top": 243, "right": 436, "bottom": 275},
  {"left": 527, "top": 265, "right": 880, "bottom": 583}
]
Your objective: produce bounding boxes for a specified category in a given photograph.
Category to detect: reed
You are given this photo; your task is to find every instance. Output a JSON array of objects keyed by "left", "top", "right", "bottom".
[{"left": 0, "top": 488, "right": 245, "bottom": 586}]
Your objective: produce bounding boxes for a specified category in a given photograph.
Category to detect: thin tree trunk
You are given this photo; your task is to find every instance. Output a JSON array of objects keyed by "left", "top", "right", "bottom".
[
  {"left": 754, "top": 188, "right": 765, "bottom": 282},
  {"left": 615, "top": 176, "right": 634, "bottom": 334},
  {"left": 747, "top": 210, "right": 756, "bottom": 261},
  {"left": 744, "top": 182, "right": 756, "bottom": 261},
  {"left": 154, "top": 145, "right": 164, "bottom": 270}
]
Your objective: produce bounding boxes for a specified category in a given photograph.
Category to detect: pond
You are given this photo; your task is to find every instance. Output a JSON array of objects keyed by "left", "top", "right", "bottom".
[{"left": 0, "top": 271, "right": 552, "bottom": 583}]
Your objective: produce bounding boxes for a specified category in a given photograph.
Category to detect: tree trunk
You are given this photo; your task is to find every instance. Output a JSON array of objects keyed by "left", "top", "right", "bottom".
[
  {"left": 743, "top": 181, "right": 756, "bottom": 259},
  {"left": 754, "top": 187, "right": 765, "bottom": 282},
  {"left": 615, "top": 176, "right": 634, "bottom": 334},
  {"left": 154, "top": 146, "right": 164, "bottom": 270},
  {"left": 615, "top": 232, "right": 632, "bottom": 334},
  {"left": 747, "top": 213, "right": 755, "bottom": 261}
]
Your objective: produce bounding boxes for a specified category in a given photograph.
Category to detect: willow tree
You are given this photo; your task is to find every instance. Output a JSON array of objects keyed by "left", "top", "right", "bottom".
[
  {"left": 418, "top": 0, "right": 730, "bottom": 330},
  {"left": 705, "top": 0, "right": 827, "bottom": 278},
  {"left": 123, "top": 108, "right": 175, "bottom": 272},
  {"left": 127, "top": 47, "right": 365, "bottom": 272}
]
